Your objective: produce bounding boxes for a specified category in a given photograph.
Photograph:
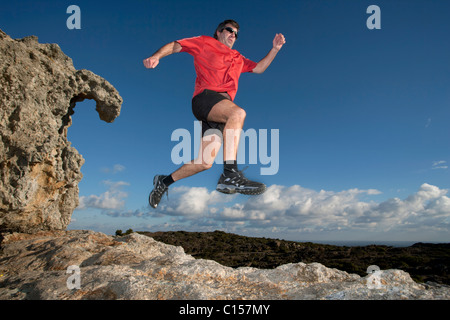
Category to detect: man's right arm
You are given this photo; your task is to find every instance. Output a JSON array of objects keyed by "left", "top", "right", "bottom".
[{"left": 143, "top": 41, "right": 182, "bottom": 69}]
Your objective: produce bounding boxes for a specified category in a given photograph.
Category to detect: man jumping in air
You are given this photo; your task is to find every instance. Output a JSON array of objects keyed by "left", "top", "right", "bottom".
[{"left": 144, "top": 20, "right": 285, "bottom": 208}]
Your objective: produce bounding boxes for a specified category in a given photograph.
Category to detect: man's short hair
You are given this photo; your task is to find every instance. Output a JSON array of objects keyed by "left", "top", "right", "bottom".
[{"left": 213, "top": 19, "right": 240, "bottom": 39}]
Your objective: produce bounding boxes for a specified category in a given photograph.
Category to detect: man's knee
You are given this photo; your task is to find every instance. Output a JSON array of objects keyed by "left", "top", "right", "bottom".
[
  {"left": 199, "top": 161, "right": 213, "bottom": 171},
  {"left": 231, "top": 107, "right": 246, "bottom": 122}
]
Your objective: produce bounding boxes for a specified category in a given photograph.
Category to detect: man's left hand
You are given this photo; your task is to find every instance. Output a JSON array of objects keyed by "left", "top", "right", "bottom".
[{"left": 273, "top": 33, "right": 286, "bottom": 51}]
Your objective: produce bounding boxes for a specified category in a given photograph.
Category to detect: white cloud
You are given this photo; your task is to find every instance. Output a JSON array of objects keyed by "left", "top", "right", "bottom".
[
  {"left": 225, "top": 185, "right": 381, "bottom": 230},
  {"left": 76, "top": 180, "right": 449, "bottom": 240},
  {"left": 432, "top": 160, "right": 448, "bottom": 170},
  {"left": 77, "top": 180, "right": 129, "bottom": 211},
  {"left": 101, "top": 164, "right": 126, "bottom": 174},
  {"left": 158, "top": 186, "right": 236, "bottom": 217},
  {"left": 151, "top": 183, "right": 450, "bottom": 238}
]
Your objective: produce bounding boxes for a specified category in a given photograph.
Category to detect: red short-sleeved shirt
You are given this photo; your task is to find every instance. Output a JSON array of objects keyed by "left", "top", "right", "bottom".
[{"left": 176, "top": 35, "right": 257, "bottom": 101}]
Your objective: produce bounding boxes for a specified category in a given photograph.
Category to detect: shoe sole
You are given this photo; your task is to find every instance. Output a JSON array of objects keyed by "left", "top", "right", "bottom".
[
  {"left": 148, "top": 175, "right": 164, "bottom": 208},
  {"left": 216, "top": 184, "right": 266, "bottom": 195}
]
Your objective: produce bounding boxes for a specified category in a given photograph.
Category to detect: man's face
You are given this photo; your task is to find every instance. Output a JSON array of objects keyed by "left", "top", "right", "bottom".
[{"left": 217, "top": 24, "right": 238, "bottom": 49}]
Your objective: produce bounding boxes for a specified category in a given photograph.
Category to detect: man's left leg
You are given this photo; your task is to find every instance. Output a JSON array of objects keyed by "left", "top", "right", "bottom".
[
  {"left": 171, "top": 133, "right": 222, "bottom": 181},
  {"left": 149, "top": 133, "right": 222, "bottom": 208},
  {"left": 207, "top": 100, "right": 266, "bottom": 195}
]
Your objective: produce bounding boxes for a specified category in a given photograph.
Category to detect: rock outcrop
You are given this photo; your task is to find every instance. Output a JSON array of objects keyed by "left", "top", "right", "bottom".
[
  {"left": 0, "top": 230, "right": 449, "bottom": 300},
  {"left": 0, "top": 29, "right": 122, "bottom": 233}
]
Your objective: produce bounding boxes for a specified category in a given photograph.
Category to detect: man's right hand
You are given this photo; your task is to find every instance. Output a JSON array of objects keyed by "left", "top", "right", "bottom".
[
  {"left": 143, "top": 56, "right": 159, "bottom": 69},
  {"left": 143, "top": 41, "right": 181, "bottom": 69}
]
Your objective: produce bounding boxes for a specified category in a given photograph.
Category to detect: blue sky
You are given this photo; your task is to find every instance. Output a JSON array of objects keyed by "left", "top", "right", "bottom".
[{"left": 2, "top": 0, "right": 450, "bottom": 242}]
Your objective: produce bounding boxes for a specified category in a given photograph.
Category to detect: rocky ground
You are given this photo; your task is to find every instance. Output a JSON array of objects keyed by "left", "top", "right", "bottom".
[
  {"left": 140, "top": 230, "right": 450, "bottom": 285},
  {"left": 1, "top": 230, "right": 449, "bottom": 300}
]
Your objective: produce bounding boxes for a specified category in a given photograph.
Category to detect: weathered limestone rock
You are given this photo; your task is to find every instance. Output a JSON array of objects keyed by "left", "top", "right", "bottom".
[
  {"left": 0, "top": 29, "right": 122, "bottom": 233},
  {"left": 0, "top": 231, "right": 448, "bottom": 300}
]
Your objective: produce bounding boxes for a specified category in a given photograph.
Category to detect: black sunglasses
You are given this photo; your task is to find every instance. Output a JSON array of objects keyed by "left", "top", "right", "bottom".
[{"left": 222, "top": 27, "right": 238, "bottom": 38}]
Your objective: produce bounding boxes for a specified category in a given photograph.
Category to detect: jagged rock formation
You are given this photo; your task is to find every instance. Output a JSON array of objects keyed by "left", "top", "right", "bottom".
[
  {"left": 0, "top": 29, "right": 122, "bottom": 233},
  {"left": 0, "top": 230, "right": 449, "bottom": 300}
]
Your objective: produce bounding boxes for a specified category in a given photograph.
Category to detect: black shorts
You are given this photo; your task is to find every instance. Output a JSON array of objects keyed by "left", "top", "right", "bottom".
[{"left": 192, "top": 89, "right": 229, "bottom": 137}]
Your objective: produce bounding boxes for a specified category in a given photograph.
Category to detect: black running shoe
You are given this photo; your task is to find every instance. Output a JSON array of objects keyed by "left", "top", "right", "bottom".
[
  {"left": 149, "top": 175, "right": 169, "bottom": 208},
  {"left": 216, "top": 168, "right": 266, "bottom": 195}
]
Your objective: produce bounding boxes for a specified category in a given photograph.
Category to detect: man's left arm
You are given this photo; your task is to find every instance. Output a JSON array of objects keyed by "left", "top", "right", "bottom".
[{"left": 252, "top": 33, "right": 286, "bottom": 74}]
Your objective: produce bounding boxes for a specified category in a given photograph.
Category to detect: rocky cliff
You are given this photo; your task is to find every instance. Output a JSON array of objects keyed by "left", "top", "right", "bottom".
[
  {"left": 0, "top": 29, "right": 122, "bottom": 233},
  {"left": 1, "top": 230, "right": 449, "bottom": 300}
]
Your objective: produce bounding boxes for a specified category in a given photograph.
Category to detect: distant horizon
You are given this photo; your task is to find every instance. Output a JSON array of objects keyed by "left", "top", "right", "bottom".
[{"left": 122, "top": 229, "right": 450, "bottom": 248}]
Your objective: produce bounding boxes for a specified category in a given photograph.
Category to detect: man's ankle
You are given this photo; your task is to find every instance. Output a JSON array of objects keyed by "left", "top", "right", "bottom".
[
  {"left": 223, "top": 160, "right": 238, "bottom": 174},
  {"left": 162, "top": 174, "right": 175, "bottom": 187}
]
